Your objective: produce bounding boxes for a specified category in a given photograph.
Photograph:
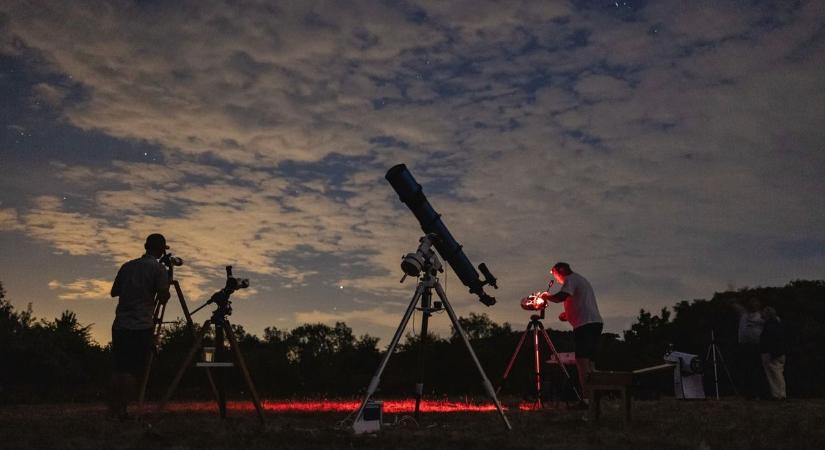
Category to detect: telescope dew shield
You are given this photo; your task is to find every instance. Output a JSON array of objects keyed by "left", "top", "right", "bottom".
[{"left": 385, "top": 164, "right": 497, "bottom": 306}]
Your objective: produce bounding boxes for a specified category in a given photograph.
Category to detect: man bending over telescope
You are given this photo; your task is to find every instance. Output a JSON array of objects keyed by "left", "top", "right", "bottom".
[{"left": 539, "top": 262, "right": 603, "bottom": 405}]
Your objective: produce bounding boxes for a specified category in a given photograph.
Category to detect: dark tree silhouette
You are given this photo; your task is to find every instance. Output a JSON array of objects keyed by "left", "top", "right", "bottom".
[{"left": 1, "top": 279, "right": 824, "bottom": 402}]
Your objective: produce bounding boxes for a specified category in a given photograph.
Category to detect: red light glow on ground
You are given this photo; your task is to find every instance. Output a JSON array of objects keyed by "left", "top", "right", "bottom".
[{"left": 161, "top": 399, "right": 541, "bottom": 414}]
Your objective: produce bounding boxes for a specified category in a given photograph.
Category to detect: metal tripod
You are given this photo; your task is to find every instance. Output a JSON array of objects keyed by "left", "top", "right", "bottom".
[
  {"left": 353, "top": 250, "right": 512, "bottom": 430},
  {"left": 706, "top": 330, "right": 737, "bottom": 399},
  {"left": 157, "top": 299, "right": 265, "bottom": 424},
  {"left": 138, "top": 268, "right": 218, "bottom": 408},
  {"left": 497, "top": 309, "right": 581, "bottom": 407},
  {"left": 157, "top": 266, "right": 264, "bottom": 424}
]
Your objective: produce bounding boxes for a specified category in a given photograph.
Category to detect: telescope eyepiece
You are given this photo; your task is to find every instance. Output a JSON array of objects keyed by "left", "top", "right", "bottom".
[{"left": 478, "top": 263, "right": 497, "bottom": 289}]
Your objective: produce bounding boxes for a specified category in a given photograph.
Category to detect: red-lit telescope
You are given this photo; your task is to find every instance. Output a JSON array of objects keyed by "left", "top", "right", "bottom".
[{"left": 520, "top": 293, "right": 547, "bottom": 311}]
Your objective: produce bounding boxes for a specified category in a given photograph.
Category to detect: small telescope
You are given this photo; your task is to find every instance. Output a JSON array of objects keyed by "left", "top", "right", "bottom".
[
  {"left": 385, "top": 164, "right": 497, "bottom": 306},
  {"left": 520, "top": 293, "right": 547, "bottom": 311},
  {"left": 160, "top": 253, "right": 184, "bottom": 268},
  {"left": 190, "top": 266, "right": 249, "bottom": 318},
  {"left": 520, "top": 277, "right": 557, "bottom": 310},
  {"left": 159, "top": 252, "right": 184, "bottom": 279}
]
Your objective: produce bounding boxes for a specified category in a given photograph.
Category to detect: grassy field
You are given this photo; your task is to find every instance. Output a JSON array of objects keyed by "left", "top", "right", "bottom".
[{"left": 1, "top": 397, "right": 823, "bottom": 449}]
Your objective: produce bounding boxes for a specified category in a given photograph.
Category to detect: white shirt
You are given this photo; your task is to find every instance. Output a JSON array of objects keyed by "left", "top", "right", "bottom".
[
  {"left": 737, "top": 311, "right": 764, "bottom": 344},
  {"left": 560, "top": 272, "right": 603, "bottom": 329}
]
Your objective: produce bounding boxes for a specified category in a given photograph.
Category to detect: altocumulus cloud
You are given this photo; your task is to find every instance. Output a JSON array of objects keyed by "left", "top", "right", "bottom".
[{"left": 1, "top": 0, "right": 824, "bottom": 339}]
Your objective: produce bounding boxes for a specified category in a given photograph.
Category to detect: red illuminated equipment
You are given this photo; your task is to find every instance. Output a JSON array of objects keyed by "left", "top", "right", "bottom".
[
  {"left": 497, "top": 289, "right": 581, "bottom": 408},
  {"left": 520, "top": 293, "right": 546, "bottom": 311}
]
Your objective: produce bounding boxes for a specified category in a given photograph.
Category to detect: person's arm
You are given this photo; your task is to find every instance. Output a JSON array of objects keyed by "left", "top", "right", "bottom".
[
  {"left": 539, "top": 291, "right": 570, "bottom": 303},
  {"left": 772, "top": 321, "right": 786, "bottom": 359},
  {"left": 155, "top": 266, "right": 171, "bottom": 304},
  {"left": 725, "top": 297, "right": 746, "bottom": 315},
  {"left": 540, "top": 277, "right": 574, "bottom": 304},
  {"left": 111, "top": 267, "right": 122, "bottom": 297}
]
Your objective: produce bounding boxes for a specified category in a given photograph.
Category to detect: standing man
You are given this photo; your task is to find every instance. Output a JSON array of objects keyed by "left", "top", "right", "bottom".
[
  {"left": 760, "top": 306, "right": 787, "bottom": 400},
  {"left": 539, "top": 262, "right": 603, "bottom": 403},
  {"left": 109, "top": 233, "right": 171, "bottom": 419},
  {"left": 732, "top": 297, "right": 765, "bottom": 399}
]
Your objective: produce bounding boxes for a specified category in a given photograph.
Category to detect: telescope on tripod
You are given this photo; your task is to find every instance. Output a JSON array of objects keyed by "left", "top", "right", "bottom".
[
  {"left": 158, "top": 265, "right": 264, "bottom": 424},
  {"left": 351, "top": 164, "right": 511, "bottom": 432},
  {"left": 496, "top": 287, "right": 581, "bottom": 408}
]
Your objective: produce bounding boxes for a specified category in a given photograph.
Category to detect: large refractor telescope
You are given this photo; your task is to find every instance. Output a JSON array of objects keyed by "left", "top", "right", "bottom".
[{"left": 385, "top": 164, "right": 498, "bottom": 306}]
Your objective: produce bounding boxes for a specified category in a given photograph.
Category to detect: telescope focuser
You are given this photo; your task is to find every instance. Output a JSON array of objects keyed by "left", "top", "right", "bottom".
[{"left": 478, "top": 263, "right": 497, "bottom": 289}]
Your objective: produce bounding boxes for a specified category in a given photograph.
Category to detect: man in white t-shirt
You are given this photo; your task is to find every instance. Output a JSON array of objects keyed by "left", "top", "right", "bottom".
[
  {"left": 539, "top": 262, "right": 603, "bottom": 400},
  {"left": 733, "top": 297, "right": 766, "bottom": 399}
]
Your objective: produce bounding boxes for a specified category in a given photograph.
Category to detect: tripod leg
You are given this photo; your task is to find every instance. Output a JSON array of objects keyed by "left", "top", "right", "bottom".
[
  {"left": 174, "top": 281, "right": 220, "bottom": 403},
  {"left": 159, "top": 320, "right": 210, "bottom": 412},
  {"left": 173, "top": 280, "right": 194, "bottom": 324},
  {"left": 414, "top": 289, "right": 432, "bottom": 419},
  {"left": 138, "top": 351, "right": 156, "bottom": 409},
  {"left": 539, "top": 325, "right": 582, "bottom": 402},
  {"left": 224, "top": 320, "right": 265, "bottom": 425},
  {"left": 711, "top": 343, "right": 720, "bottom": 400},
  {"left": 497, "top": 325, "right": 531, "bottom": 394},
  {"left": 353, "top": 285, "right": 423, "bottom": 423},
  {"left": 532, "top": 326, "right": 543, "bottom": 407},
  {"left": 138, "top": 299, "right": 166, "bottom": 408},
  {"left": 715, "top": 346, "right": 739, "bottom": 396},
  {"left": 215, "top": 322, "right": 227, "bottom": 418},
  {"left": 435, "top": 282, "right": 512, "bottom": 430}
]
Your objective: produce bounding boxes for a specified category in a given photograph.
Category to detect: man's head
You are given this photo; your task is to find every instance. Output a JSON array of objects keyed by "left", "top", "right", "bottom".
[
  {"left": 746, "top": 297, "right": 761, "bottom": 313},
  {"left": 144, "top": 233, "right": 169, "bottom": 258},
  {"left": 763, "top": 306, "right": 777, "bottom": 320},
  {"left": 550, "top": 262, "right": 572, "bottom": 284}
]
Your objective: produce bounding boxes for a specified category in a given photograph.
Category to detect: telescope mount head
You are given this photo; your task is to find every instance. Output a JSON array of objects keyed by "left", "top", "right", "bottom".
[{"left": 400, "top": 234, "right": 443, "bottom": 280}]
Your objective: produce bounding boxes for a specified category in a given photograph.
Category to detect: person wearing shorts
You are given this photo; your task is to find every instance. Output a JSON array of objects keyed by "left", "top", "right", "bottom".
[
  {"left": 109, "top": 233, "right": 171, "bottom": 419},
  {"left": 540, "top": 262, "right": 603, "bottom": 403}
]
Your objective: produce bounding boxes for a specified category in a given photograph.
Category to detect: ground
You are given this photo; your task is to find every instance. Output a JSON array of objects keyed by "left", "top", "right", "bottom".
[{"left": 1, "top": 398, "right": 823, "bottom": 449}]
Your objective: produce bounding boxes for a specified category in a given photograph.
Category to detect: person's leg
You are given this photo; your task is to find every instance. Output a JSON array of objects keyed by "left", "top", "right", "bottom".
[
  {"left": 109, "top": 328, "right": 126, "bottom": 417},
  {"left": 761, "top": 353, "right": 779, "bottom": 399},
  {"left": 573, "top": 323, "right": 602, "bottom": 403},
  {"left": 575, "top": 356, "right": 592, "bottom": 399},
  {"left": 110, "top": 328, "right": 152, "bottom": 419},
  {"left": 764, "top": 355, "right": 787, "bottom": 400},
  {"left": 108, "top": 373, "right": 121, "bottom": 417},
  {"left": 124, "top": 329, "right": 153, "bottom": 417},
  {"left": 740, "top": 344, "right": 759, "bottom": 399}
]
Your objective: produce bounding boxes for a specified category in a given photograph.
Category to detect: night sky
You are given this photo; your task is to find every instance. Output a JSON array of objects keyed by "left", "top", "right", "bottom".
[{"left": 1, "top": 0, "right": 824, "bottom": 346}]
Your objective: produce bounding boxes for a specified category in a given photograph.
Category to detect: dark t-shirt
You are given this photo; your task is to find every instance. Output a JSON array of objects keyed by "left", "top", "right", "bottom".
[
  {"left": 760, "top": 318, "right": 786, "bottom": 358},
  {"left": 111, "top": 254, "right": 169, "bottom": 330}
]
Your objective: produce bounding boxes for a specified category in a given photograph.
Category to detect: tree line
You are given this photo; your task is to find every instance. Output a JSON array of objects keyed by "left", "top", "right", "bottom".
[{"left": 1, "top": 279, "right": 823, "bottom": 403}]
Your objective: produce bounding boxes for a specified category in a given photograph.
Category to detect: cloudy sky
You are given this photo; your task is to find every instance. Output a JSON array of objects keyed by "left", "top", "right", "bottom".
[{"left": 1, "top": 0, "right": 823, "bottom": 345}]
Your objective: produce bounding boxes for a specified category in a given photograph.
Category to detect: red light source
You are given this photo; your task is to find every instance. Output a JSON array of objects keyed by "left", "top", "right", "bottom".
[
  {"left": 520, "top": 293, "right": 546, "bottom": 311},
  {"left": 162, "top": 399, "right": 503, "bottom": 413}
]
